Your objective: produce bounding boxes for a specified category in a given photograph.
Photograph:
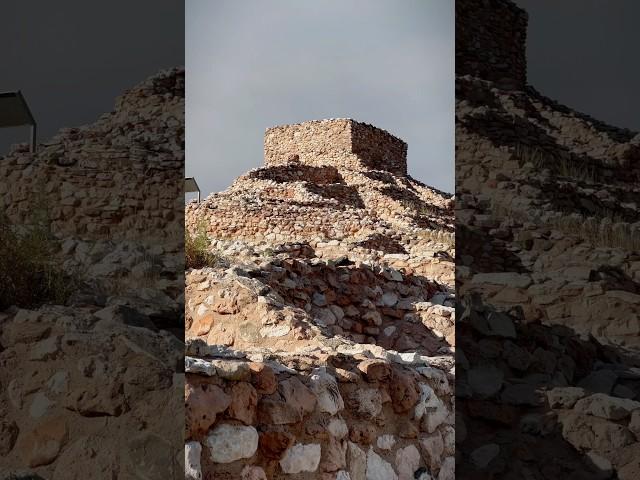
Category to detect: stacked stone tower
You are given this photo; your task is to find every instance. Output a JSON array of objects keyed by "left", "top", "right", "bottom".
[{"left": 264, "top": 119, "right": 408, "bottom": 176}]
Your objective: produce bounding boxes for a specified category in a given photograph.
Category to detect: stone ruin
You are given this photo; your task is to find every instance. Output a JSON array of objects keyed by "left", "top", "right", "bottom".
[
  {"left": 185, "top": 120, "right": 455, "bottom": 479},
  {"left": 0, "top": 70, "right": 185, "bottom": 478},
  {"left": 0, "top": 68, "right": 184, "bottom": 241},
  {"left": 456, "top": 0, "right": 528, "bottom": 90},
  {"left": 187, "top": 119, "right": 453, "bottom": 259},
  {"left": 456, "top": 0, "right": 640, "bottom": 477},
  {"left": 264, "top": 119, "right": 408, "bottom": 177}
]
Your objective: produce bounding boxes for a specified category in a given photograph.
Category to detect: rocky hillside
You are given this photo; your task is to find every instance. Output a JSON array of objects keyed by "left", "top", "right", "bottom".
[
  {"left": 456, "top": 0, "right": 640, "bottom": 478},
  {"left": 0, "top": 69, "right": 184, "bottom": 479},
  {"left": 185, "top": 119, "right": 456, "bottom": 480}
]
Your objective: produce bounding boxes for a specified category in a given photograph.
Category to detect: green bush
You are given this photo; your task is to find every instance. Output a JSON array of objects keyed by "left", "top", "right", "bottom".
[
  {"left": 185, "top": 221, "right": 224, "bottom": 269},
  {"left": 0, "top": 210, "right": 77, "bottom": 309}
]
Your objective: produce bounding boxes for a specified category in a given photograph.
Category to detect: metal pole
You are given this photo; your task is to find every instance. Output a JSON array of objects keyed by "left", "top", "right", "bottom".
[{"left": 30, "top": 123, "right": 36, "bottom": 153}]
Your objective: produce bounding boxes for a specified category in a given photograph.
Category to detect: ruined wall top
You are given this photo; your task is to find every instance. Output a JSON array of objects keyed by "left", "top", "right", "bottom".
[
  {"left": 264, "top": 118, "right": 408, "bottom": 176},
  {"left": 456, "top": 0, "right": 528, "bottom": 89}
]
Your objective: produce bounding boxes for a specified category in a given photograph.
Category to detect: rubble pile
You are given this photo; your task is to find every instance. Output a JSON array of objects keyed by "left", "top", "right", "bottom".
[{"left": 0, "top": 69, "right": 185, "bottom": 478}]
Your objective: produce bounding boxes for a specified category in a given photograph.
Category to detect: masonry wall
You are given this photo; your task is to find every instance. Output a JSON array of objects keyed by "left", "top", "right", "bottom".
[
  {"left": 456, "top": 0, "right": 528, "bottom": 90},
  {"left": 351, "top": 121, "right": 407, "bottom": 176},
  {"left": 264, "top": 119, "right": 357, "bottom": 170},
  {"left": 0, "top": 68, "right": 184, "bottom": 240},
  {"left": 264, "top": 119, "right": 408, "bottom": 176}
]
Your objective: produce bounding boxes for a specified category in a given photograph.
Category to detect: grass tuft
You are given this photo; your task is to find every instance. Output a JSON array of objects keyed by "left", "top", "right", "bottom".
[{"left": 185, "top": 221, "right": 226, "bottom": 269}]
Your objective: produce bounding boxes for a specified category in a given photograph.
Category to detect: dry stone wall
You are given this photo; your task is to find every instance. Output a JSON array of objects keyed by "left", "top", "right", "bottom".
[
  {"left": 187, "top": 120, "right": 453, "bottom": 254},
  {"left": 456, "top": 0, "right": 528, "bottom": 90},
  {"left": 0, "top": 70, "right": 185, "bottom": 478},
  {"left": 264, "top": 119, "right": 407, "bottom": 176},
  {"left": 186, "top": 119, "right": 454, "bottom": 479},
  {"left": 186, "top": 342, "right": 455, "bottom": 480},
  {"left": 0, "top": 68, "right": 184, "bottom": 240},
  {"left": 456, "top": 0, "right": 640, "bottom": 477}
]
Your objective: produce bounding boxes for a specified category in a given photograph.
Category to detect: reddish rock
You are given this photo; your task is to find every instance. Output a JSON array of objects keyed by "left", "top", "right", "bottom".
[
  {"left": 259, "top": 430, "right": 295, "bottom": 459},
  {"left": 185, "top": 383, "right": 230, "bottom": 438},
  {"left": 228, "top": 382, "right": 258, "bottom": 425},
  {"left": 357, "top": 359, "right": 391, "bottom": 382},
  {"left": 191, "top": 313, "right": 215, "bottom": 336},
  {"left": 18, "top": 416, "right": 68, "bottom": 467},
  {"left": 397, "top": 417, "right": 419, "bottom": 439},
  {"left": 349, "top": 421, "right": 377, "bottom": 444},
  {"left": 249, "top": 362, "right": 278, "bottom": 395},
  {"left": 388, "top": 369, "right": 420, "bottom": 413},
  {"left": 257, "top": 398, "right": 301, "bottom": 425},
  {"left": 321, "top": 437, "right": 347, "bottom": 472},
  {"left": 279, "top": 377, "right": 317, "bottom": 416}
]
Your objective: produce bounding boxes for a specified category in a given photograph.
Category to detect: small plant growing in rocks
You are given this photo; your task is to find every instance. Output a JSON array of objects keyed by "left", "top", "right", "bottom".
[
  {"left": 185, "top": 221, "right": 225, "bottom": 269},
  {"left": 0, "top": 207, "right": 77, "bottom": 309}
]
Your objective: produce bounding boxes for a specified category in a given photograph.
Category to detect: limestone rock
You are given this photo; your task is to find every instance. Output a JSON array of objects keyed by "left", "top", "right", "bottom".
[
  {"left": 280, "top": 443, "right": 322, "bottom": 474},
  {"left": 185, "top": 442, "right": 202, "bottom": 480},
  {"left": 206, "top": 424, "right": 259, "bottom": 463},
  {"left": 366, "top": 447, "right": 398, "bottom": 480},
  {"left": 395, "top": 444, "right": 421, "bottom": 480},
  {"left": 310, "top": 368, "right": 344, "bottom": 415}
]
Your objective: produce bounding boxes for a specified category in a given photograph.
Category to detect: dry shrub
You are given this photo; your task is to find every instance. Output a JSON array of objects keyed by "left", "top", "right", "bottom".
[
  {"left": 185, "top": 221, "right": 226, "bottom": 269},
  {"left": 0, "top": 210, "right": 77, "bottom": 309}
]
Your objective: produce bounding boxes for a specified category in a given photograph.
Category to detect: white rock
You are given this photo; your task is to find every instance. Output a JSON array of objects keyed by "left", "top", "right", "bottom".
[
  {"left": 184, "top": 357, "right": 217, "bottom": 376},
  {"left": 196, "top": 304, "right": 209, "bottom": 317},
  {"left": 470, "top": 443, "right": 499, "bottom": 469},
  {"left": 185, "top": 442, "right": 202, "bottom": 480},
  {"left": 366, "top": 447, "right": 398, "bottom": 480},
  {"left": 376, "top": 434, "right": 396, "bottom": 450},
  {"left": 383, "top": 326, "right": 397, "bottom": 336},
  {"left": 420, "top": 432, "right": 444, "bottom": 467},
  {"left": 206, "top": 424, "right": 258, "bottom": 463},
  {"left": 396, "top": 445, "right": 421, "bottom": 480},
  {"left": 279, "top": 443, "right": 322, "bottom": 474},
  {"left": 241, "top": 465, "right": 267, "bottom": 479},
  {"left": 381, "top": 292, "right": 399, "bottom": 307},
  {"left": 336, "top": 471, "right": 352, "bottom": 480},
  {"left": 348, "top": 442, "right": 367, "bottom": 480},
  {"left": 29, "top": 392, "right": 53, "bottom": 418},
  {"left": 574, "top": 393, "right": 640, "bottom": 420},
  {"left": 438, "top": 456, "right": 454, "bottom": 480},
  {"left": 310, "top": 367, "right": 344, "bottom": 415},
  {"left": 259, "top": 324, "right": 291, "bottom": 337},
  {"left": 415, "top": 383, "right": 435, "bottom": 420},
  {"left": 47, "top": 371, "right": 69, "bottom": 394},
  {"left": 415, "top": 384, "right": 448, "bottom": 433},
  {"left": 30, "top": 336, "right": 60, "bottom": 360},
  {"left": 328, "top": 417, "right": 349, "bottom": 439}
]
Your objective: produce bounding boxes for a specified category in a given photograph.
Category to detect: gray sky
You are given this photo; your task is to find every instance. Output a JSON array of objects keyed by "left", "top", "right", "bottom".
[
  {"left": 515, "top": 0, "right": 640, "bottom": 132},
  {"left": 0, "top": 0, "right": 183, "bottom": 155},
  {"left": 186, "top": 0, "right": 454, "bottom": 196}
]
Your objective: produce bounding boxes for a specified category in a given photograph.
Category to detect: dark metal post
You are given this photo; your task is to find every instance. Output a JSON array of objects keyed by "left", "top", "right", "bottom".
[{"left": 30, "top": 123, "right": 36, "bottom": 153}]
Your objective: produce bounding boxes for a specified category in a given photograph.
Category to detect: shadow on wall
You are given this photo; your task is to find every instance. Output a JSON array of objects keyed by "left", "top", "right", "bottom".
[
  {"left": 456, "top": 294, "right": 640, "bottom": 479},
  {"left": 249, "top": 164, "right": 366, "bottom": 209}
]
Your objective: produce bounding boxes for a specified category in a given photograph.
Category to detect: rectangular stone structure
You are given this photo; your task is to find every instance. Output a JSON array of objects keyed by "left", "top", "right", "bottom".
[
  {"left": 456, "top": 0, "right": 528, "bottom": 90},
  {"left": 264, "top": 119, "right": 408, "bottom": 176}
]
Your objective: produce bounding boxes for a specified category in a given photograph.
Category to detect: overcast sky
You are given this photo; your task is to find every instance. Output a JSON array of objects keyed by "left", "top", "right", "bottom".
[
  {"left": 515, "top": 0, "right": 640, "bottom": 132},
  {"left": 0, "top": 0, "right": 183, "bottom": 155},
  {"left": 186, "top": 0, "right": 454, "bottom": 196}
]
